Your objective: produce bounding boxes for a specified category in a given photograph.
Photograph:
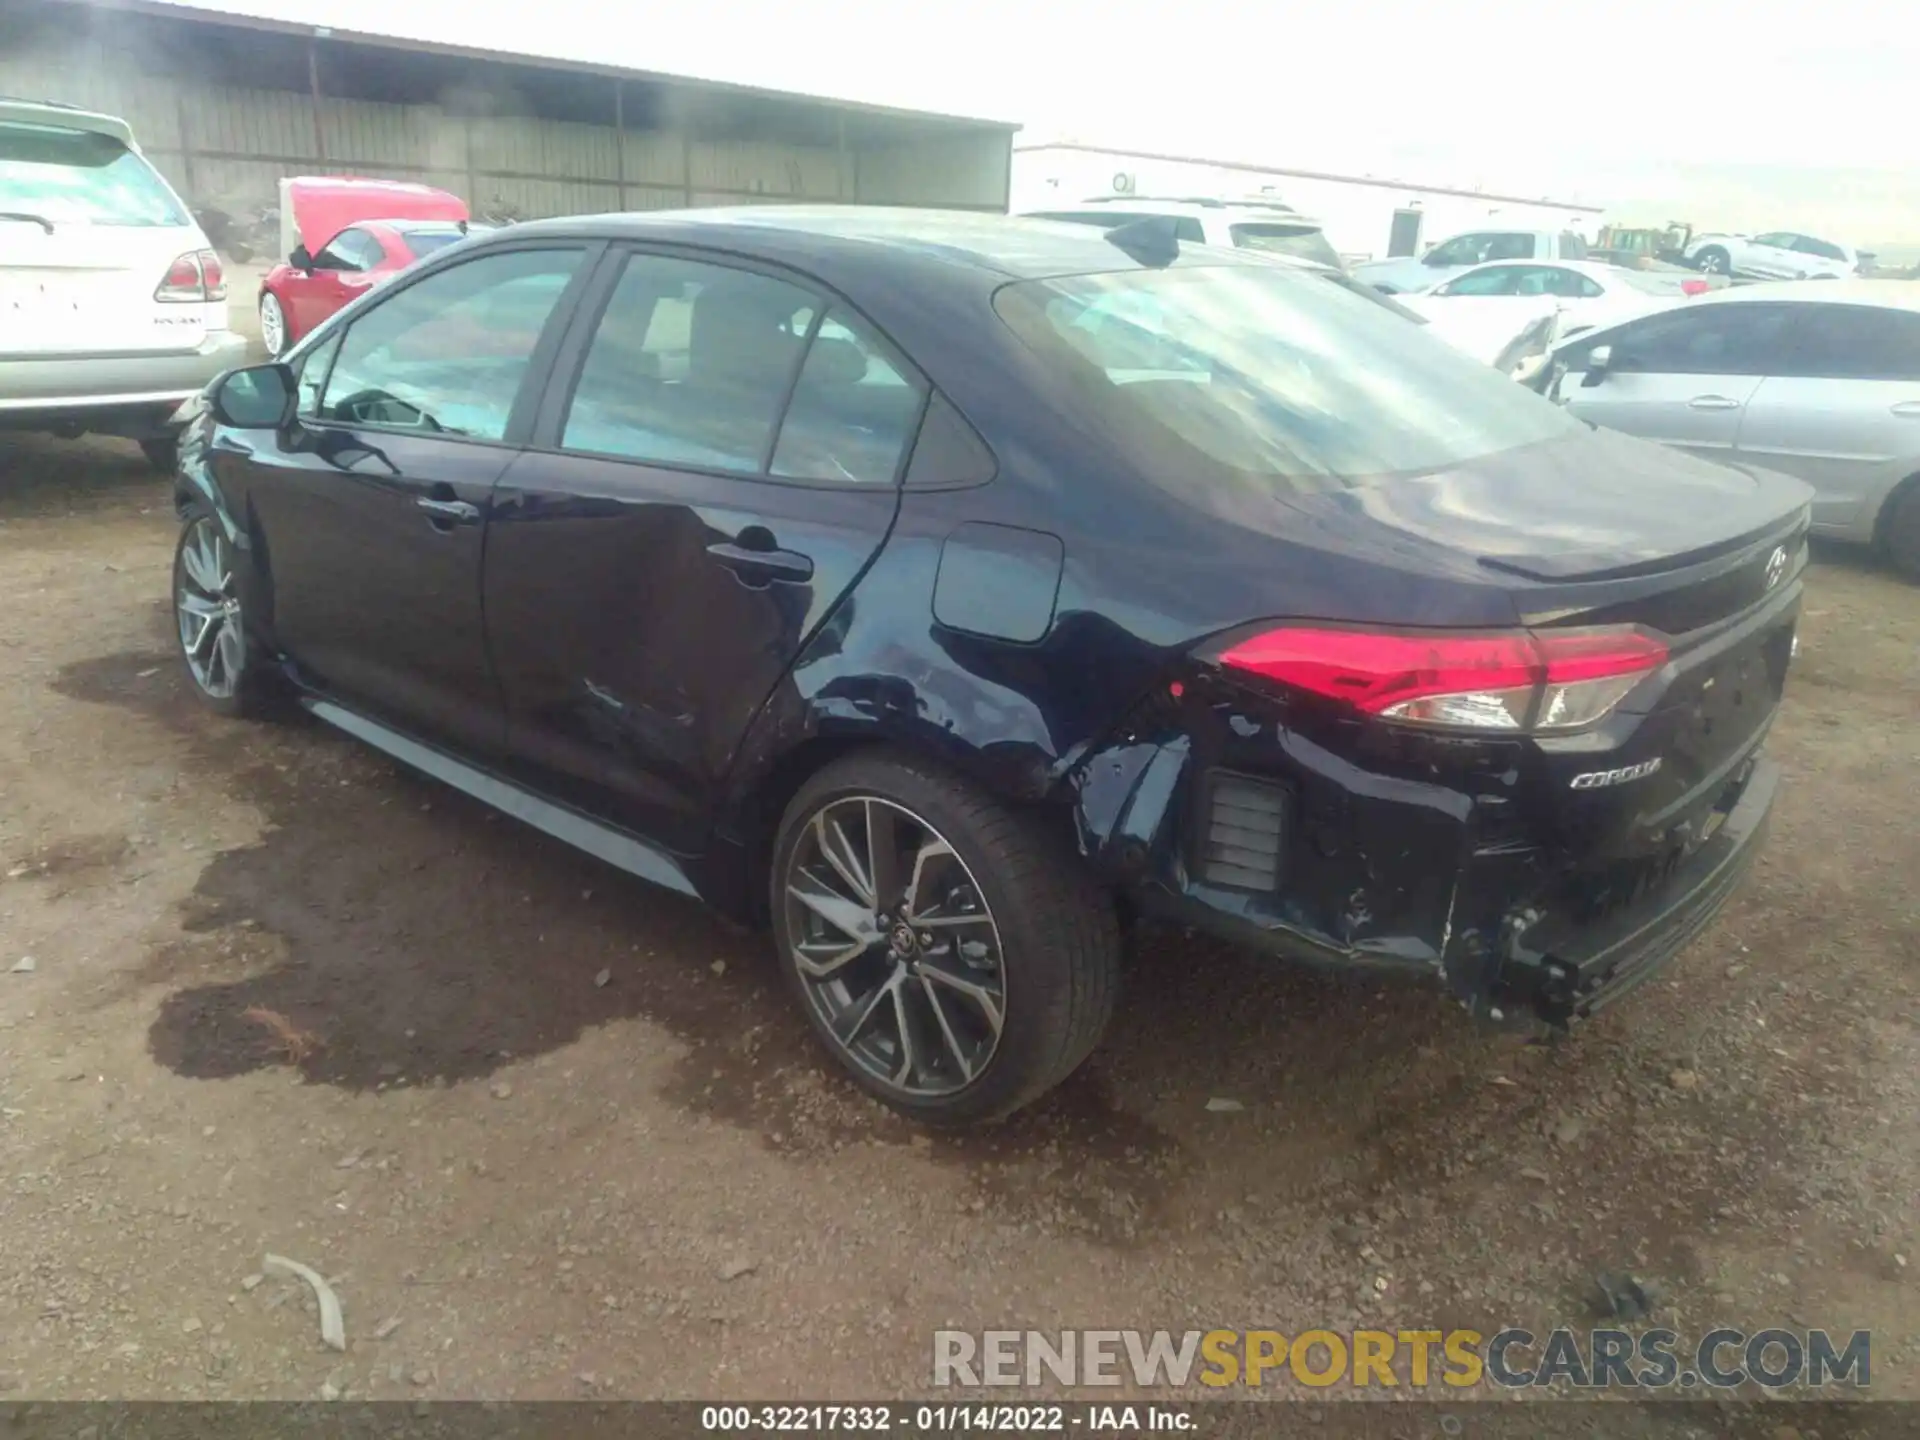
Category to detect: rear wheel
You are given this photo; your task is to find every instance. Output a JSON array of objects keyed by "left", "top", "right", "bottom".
[
  {"left": 771, "top": 752, "right": 1119, "bottom": 1125},
  {"left": 259, "top": 291, "right": 289, "bottom": 358},
  {"left": 1881, "top": 482, "right": 1920, "bottom": 582},
  {"left": 1695, "top": 246, "right": 1731, "bottom": 275}
]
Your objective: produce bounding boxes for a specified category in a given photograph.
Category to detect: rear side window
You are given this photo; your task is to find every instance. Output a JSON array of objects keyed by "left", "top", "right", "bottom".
[
  {"left": 1607, "top": 304, "right": 1795, "bottom": 376},
  {"left": 1558, "top": 231, "right": 1589, "bottom": 260},
  {"left": 561, "top": 253, "right": 817, "bottom": 473},
  {"left": 0, "top": 120, "right": 187, "bottom": 226},
  {"left": 1792, "top": 235, "right": 1848, "bottom": 262},
  {"left": 1228, "top": 223, "right": 1342, "bottom": 269},
  {"left": 770, "top": 311, "right": 927, "bottom": 485},
  {"left": 319, "top": 247, "right": 583, "bottom": 439},
  {"left": 1440, "top": 267, "right": 1520, "bottom": 297},
  {"left": 1779, "top": 305, "right": 1920, "bottom": 381}
]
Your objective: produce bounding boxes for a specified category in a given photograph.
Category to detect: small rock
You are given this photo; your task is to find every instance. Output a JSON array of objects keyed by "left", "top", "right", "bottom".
[
  {"left": 719, "top": 1256, "right": 757, "bottom": 1281},
  {"left": 374, "top": 1316, "right": 403, "bottom": 1340},
  {"left": 490, "top": 1082, "right": 513, "bottom": 1100},
  {"left": 1553, "top": 1118, "right": 1584, "bottom": 1145},
  {"left": 1205, "top": 1097, "right": 1245, "bottom": 1113},
  {"left": 1669, "top": 1069, "right": 1700, "bottom": 1091},
  {"left": 410, "top": 1368, "right": 433, "bottom": 1387},
  {"left": 1520, "top": 1166, "right": 1550, "bottom": 1182},
  {"left": 240, "top": 1274, "right": 263, "bottom": 1292},
  {"left": 336, "top": 1152, "right": 362, "bottom": 1169},
  {"left": 319, "top": 1382, "right": 341, "bottom": 1402},
  {"left": 710, "top": 960, "right": 727, "bottom": 977},
  {"left": 1489, "top": 1074, "right": 1516, "bottom": 1087},
  {"left": 909, "top": 1134, "right": 933, "bottom": 1153},
  {"left": 182, "top": 1317, "right": 202, "bottom": 1335},
  {"left": 1894, "top": 1254, "right": 1908, "bottom": 1269},
  {"left": 1372, "top": 1275, "right": 1389, "bottom": 1294},
  {"left": 9, "top": 955, "right": 36, "bottom": 974},
  {"left": 5, "top": 865, "right": 30, "bottom": 879},
  {"left": 594, "top": 968, "right": 611, "bottom": 989},
  {"left": 389, "top": 1365, "right": 405, "bottom": 1385},
  {"left": 576, "top": 1372, "right": 599, "bottom": 1389}
]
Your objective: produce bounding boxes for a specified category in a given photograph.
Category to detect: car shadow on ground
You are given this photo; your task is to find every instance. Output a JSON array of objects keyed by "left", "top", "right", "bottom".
[{"left": 0, "top": 434, "right": 168, "bottom": 518}]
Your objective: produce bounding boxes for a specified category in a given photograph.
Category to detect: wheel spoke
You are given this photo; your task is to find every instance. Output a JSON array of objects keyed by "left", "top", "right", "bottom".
[
  {"left": 918, "top": 974, "right": 976, "bottom": 1083},
  {"left": 214, "top": 623, "right": 243, "bottom": 690},
  {"left": 888, "top": 979, "right": 920, "bottom": 1087},
  {"left": 865, "top": 800, "right": 905, "bottom": 914},
  {"left": 814, "top": 811, "right": 873, "bottom": 907},
  {"left": 187, "top": 612, "right": 221, "bottom": 660},
  {"left": 834, "top": 969, "right": 899, "bottom": 1046},
  {"left": 182, "top": 535, "right": 218, "bottom": 595},
  {"left": 792, "top": 935, "right": 867, "bottom": 979},
  {"left": 787, "top": 870, "right": 875, "bottom": 945},
  {"left": 912, "top": 911, "right": 996, "bottom": 932},
  {"left": 901, "top": 836, "right": 955, "bottom": 920},
  {"left": 919, "top": 954, "right": 1004, "bottom": 1037}
]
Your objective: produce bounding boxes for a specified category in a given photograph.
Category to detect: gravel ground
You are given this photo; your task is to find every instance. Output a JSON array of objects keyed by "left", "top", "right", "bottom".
[{"left": 1, "top": 429, "right": 1917, "bottom": 1410}]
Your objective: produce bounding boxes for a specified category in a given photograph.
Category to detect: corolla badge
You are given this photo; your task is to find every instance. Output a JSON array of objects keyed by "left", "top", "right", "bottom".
[
  {"left": 1570, "top": 758, "right": 1663, "bottom": 790},
  {"left": 1764, "top": 545, "right": 1787, "bottom": 590}
]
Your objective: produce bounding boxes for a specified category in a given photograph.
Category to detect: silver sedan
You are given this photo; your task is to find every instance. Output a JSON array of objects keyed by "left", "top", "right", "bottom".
[{"left": 1533, "top": 281, "right": 1920, "bottom": 578}]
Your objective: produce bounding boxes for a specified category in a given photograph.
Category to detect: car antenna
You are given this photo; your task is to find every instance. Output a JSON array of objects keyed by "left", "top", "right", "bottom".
[{"left": 1104, "top": 216, "right": 1181, "bottom": 268}]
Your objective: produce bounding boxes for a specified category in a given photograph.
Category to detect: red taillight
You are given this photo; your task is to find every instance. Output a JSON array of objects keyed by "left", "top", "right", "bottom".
[
  {"left": 155, "top": 248, "right": 227, "bottom": 303},
  {"left": 1214, "top": 625, "right": 1669, "bottom": 733},
  {"left": 1681, "top": 279, "right": 1709, "bottom": 296}
]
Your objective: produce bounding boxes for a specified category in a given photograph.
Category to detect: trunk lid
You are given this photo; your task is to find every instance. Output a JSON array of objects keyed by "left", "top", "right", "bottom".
[{"left": 0, "top": 221, "right": 215, "bottom": 355}]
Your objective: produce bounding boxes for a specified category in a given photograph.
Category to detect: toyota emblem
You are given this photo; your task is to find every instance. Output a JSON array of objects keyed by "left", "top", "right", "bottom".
[{"left": 1764, "top": 545, "right": 1787, "bottom": 590}]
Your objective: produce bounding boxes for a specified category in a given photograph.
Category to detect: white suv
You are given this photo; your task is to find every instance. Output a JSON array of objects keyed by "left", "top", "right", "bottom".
[
  {"left": 1, "top": 98, "right": 245, "bottom": 469},
  {"left": 1017, "top": 196, "right": 1345, "bottom": 270}
]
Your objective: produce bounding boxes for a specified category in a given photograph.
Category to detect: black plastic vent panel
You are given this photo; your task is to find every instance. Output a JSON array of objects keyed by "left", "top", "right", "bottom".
[{"left": 1200, "top": 771, "right": 1288, "bottom": 891}]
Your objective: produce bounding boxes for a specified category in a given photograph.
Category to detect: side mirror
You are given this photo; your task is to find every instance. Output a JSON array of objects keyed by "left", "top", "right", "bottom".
[
  {"left": 1579, "top": 345, "right": 1613, "bottom": 388},
  {"left": 210, "top": 363, "right": 296, "bottom": 430},
  {"left": 290, "top": 244, "right": 314, "bottom": 272}
]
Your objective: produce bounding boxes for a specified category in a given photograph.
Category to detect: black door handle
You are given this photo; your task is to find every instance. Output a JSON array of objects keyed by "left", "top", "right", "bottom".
[
  {"left": 706, "top": 538, "right": 814, "bottom": 584},
  {"left": 417, "top": 497, "right": 481, "bottom": 526}
]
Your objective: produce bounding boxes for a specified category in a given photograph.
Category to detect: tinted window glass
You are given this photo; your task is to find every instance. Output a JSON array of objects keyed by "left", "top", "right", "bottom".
[
  {"left": 1026, "top": 211, "right": 1205, "bottom": 243},
  {"left": 562, "top": 253, "right": 815, "bottom": 472},
  {"left": 769, "top": 311, "right": 926, "bottom": 485},
  {"left": 1751, "top": 233, "right": 1794, "bottom": 249},
  {"left": 905, "top": 393, "right": 996, "bottom": 488},
  {"left": 1519, "top": 267, "right": 1602, "bottom": 299},
  {"left": 295, "top": 331, "right": 343, "bottom": 417},
  {"left": 1422, "top": 233, "right": 1491, "bottom": 266},
  {"left": 994, "top": 264, "right": 1582, "bottom": 495},
  {"left": 1558, "top": 232, "right": 1589, "bottom": 260},
  {"left": 1793, "top": 235, "right": 1847, "bottom": 262},
  {"left": 1229, "top": 223, "right": 1342, "bottom": 268},
  {"left": 1484, "top": 233, "right": 1536, "bottom": 261},
  {"left": 316, "top": 228, "right": 381, "bottom": 271},
  {"left": 0, "top": 120, "right": 188, "bottom": 226},
  {"left": 1609, "top": 304, "right": 1794, "bottom": 376},
  {"left": 319, "top": 247, "right": 582, "bottom": 439},
  {"left": 400, "top": 229, "right": 467, "bottom": 259},
  {"left": 1780, "top": 305, "right": 1920, "bottom": 381},
  {"left": 1441, "top": 267, "right": 1520, "bottom": 296}
]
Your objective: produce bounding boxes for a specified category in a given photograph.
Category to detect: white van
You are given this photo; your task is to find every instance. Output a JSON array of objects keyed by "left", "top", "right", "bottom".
[{"left": 1, "top": 98, "right": 245, "bottom": 469}]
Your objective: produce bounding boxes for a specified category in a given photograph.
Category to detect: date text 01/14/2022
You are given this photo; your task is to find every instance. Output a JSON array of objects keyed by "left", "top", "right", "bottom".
[{"left": 699, "top": 1404, "right": 1197, "bottom": 1431}]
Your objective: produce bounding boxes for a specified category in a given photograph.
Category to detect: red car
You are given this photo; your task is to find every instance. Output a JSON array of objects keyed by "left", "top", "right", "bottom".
[{"left": 256, "top": 177, "right": 473, "bottom": 357}]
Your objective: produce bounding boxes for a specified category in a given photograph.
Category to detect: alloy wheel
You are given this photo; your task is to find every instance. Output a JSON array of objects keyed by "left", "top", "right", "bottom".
[
  {"left": 176, "top": 518, "right": 244, "bottom": 700},
  {"left": 1698, "top": 250, "right": 1727, "bottom": 275},
  {"left": 782, "top": 795, "right": 1007, "bottom": 1098},
  {"left": 259, "top": 292, "right": 286, "bottom": 357}
]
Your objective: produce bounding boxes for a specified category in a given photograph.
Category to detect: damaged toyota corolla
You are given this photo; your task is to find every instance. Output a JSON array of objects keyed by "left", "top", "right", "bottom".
[{"left": 171, "top": 208, "right": 1810, "bottom": 1123}]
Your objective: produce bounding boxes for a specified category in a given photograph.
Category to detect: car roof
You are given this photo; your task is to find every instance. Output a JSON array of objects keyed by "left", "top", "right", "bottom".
[
  {"left": 493, "top": 204, "right": 1286, "bottom": 282},
  {"left": 0, "top": 98, "right": 135, "bottom": 147},
  {"left": 1686, "top": 278, "right": 1920, "bottom": 312},
  {"left": 1018, "top": 197, "right": 1327, "bottom": 228}
]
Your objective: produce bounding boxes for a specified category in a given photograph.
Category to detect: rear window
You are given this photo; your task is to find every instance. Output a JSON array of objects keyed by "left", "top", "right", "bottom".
[
  {"left": 0, "top": 121, "right": 188, "bottom": 227},
  {"left": 993, "top": 264, "right": 1580, "bottom": 495},
  {"left": 1229, "top": 223, "right": 1343, "bottom": 270},
  {"left": 400, "top": 229, "right": 468, "bottom": 258},
  {"left": 1026, "top": 210, "right": 1206, "bottom": 244}
]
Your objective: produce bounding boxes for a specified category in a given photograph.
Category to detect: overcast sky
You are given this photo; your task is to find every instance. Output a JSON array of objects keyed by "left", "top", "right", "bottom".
[{"left": 185, "top": 0, "right": 1920, "bottom": 247}]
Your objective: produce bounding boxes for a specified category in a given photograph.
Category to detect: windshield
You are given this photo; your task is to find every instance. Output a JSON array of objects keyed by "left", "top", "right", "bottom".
[
  {"left": 993, "top": 263, "right": 1583, "bottom": 495},
  {"left": 0, "top": 122, "right": 189, "bottom": 227},
  {"left": 1229, "top": 223, "right": 1343, "bottom": 270}
]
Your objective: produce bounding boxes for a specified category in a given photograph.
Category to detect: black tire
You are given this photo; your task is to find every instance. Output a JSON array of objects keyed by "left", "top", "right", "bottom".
[
  {"left": 770, "top": 750, "right": 1119, "bottom": 1126},
  {"left": 140, "top": 436, "right": 179, "bottom": 474},
  {"left": 1881, "top": 482, "right": 1920, "bottom": 582},
  {"left": 171, "top": 504, "right": 278, "bottom": 720}
]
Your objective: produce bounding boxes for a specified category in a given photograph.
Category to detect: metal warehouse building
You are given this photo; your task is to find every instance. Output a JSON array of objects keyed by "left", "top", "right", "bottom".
[{"left": 0, "top": 0, "right": 1018, "bottom": 246}]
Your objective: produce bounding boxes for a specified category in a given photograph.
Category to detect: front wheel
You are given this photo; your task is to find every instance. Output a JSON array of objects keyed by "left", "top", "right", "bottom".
[
  {"left": 771, "top": 752, "right": 1119, "bottom": 1125},
  {"left": 1694, "top": 246, "right": 1730, "bottom": 275},
  {"left": 172, "top": 508, "right": 276, "bottom": 718},
  {"left": 1882, "top": 483, "right": 1920, "bottom": 582},
  {"left": 258, "top": 291, "right": 289, "bottom": 358}
]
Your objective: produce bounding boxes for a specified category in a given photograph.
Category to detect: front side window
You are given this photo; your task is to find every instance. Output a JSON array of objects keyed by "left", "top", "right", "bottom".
[
  {"left": 1781, "top": 304, "right": 1920, "bottom": 381},
  {"left": 1228, "top": 223, "right": 1343, "bottom": 269},
  {"left": 770, "top": 311, "right": 926, "bottom": 484},
  {"left": 562, "top": 253, "right": 816, "bottom": 473},
  {"left": 1520, "top": 267, "right": 1602, "bottom": 299},
  {"left": 1751, "top": 232, "right": 1795, "bottom": 249},
  {"left": 318, "top": 247, "right": 583, "bottom": 440},
  {"left": 1423, "top": 233, "right": 1490, "bottom": 266},
  {"left": 1439, "top": 266, "right": 1520, "bottom": 297},
  {"left": 0, "top": 120, "right": 188, "bottom": 227},
  {"left": 1483, "top": 233, "right": 1536, "bottom": 262},
  {"left": 314, "top": 228, "right": 383, "bottom": 272},
  {"left": 295, "top": 331, "right": 343, "bottom": 417},
  {"left": 1606, "top": 303, "right": 1795, "bottom": 376},
  {"left": 994, "top": 262, "right": 1583, "bottom": 496}
]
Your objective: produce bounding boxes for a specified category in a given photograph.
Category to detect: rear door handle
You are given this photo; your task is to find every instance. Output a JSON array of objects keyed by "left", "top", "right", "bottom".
[
  {"left": 416, "top": 497, "right": 481, "bottom": 525},
  {"left": 1891, "top": 401, "right": 1920, "bottom": 418},
  {"left": 1687, "top": 395, "right": 1742, "bottom": 411},
  {"left": 706, "top": 537, "right": 814, "bottom": 584}
]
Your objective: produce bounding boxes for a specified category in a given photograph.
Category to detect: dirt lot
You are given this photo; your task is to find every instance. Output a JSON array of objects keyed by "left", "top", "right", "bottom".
[{"left": 2, "top": 429, "right": 1917, "bottom": 1410}]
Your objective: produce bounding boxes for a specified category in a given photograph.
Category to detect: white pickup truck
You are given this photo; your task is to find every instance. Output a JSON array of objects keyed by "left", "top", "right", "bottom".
[{"left": 1351, "top": 228, "right": 1593, "bottom": 295}]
